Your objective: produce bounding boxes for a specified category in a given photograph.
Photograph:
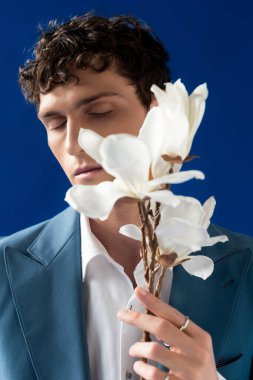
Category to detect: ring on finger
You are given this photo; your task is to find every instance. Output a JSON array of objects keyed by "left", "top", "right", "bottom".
[{"left": 179, "top": 315, "right": 190, "bottom": 332}]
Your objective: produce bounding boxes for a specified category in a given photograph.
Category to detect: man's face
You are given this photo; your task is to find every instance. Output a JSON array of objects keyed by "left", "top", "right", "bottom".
[{"left": 38, "top": 68, "right": 151, "bottom": 185}]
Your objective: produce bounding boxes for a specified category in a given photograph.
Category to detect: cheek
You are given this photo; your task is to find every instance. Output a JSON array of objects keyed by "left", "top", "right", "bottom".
[
  {"left": 129, "top": 112, "right": 147, "bottom": 135},
  {"left": 48, "top": 141, "right": 59, "bottom": 160},
  {"left": 53, "top": 151, "right": 72, "bottom": 181},
  {"left": 48, "top": 140, "right": 67, "bottom": 169},
  {"left": 47, "top": 133, "right": 62, "bottom": 157}
]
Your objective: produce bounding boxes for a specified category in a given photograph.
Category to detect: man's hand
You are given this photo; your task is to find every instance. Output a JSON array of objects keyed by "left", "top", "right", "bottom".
[{"left": 117, "top": 286, "right": 218, "bottom": 380}]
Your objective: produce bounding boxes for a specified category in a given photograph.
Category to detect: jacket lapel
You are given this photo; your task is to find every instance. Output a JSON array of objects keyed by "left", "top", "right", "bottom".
[
  {"left": 4, "top": 207, "right": 91, "bottom": 380},
  {"left": 170, "top": 226, "right": 252, "bottom": 363}
]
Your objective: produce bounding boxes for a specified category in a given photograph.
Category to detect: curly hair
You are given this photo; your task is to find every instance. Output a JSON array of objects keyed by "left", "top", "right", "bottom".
[{"left": 19, "top": 13, "right": 170, "bottom": 107}]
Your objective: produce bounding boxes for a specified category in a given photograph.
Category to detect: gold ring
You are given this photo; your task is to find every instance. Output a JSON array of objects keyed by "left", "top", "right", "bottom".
[{"left": 179, "top": 316, "right": 190, "bottom": 331}]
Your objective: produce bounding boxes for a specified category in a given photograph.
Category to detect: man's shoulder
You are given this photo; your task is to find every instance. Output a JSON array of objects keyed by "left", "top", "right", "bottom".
[
  {"left": 0, "top": 207, "right": 75, "bottom": 254},
  {"left": 210, "top": 223, "right": 253, "bottom": 251},
  {"left": 206, "top": 224, "right": 253, "bottom": 272},
  {"left": 0, "top": 223, "right": 48, "bottom": 261}
]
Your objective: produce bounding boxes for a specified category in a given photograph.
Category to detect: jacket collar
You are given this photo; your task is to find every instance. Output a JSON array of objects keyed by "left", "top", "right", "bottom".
[
  {"left": 27, "top": 206, "right": 80, "bottom": 266},
  {"left": 4, "top": 207, "right": 91, "bottom": 380}
]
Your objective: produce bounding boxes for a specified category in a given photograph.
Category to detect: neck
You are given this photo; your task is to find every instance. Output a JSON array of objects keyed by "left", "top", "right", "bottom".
[{"left": 89, "top": 199, "right": 141, "bottom": 285}]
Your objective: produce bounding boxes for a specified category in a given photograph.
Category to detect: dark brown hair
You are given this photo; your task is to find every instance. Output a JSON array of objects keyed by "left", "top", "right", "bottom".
[{"left": 19, "top": 13, "right": 170, "bottom": 107}]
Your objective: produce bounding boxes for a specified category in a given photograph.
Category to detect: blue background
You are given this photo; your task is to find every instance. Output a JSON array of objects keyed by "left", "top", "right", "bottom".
[{"left": 0, "top": 0, "right": 252, "bottom": 236}]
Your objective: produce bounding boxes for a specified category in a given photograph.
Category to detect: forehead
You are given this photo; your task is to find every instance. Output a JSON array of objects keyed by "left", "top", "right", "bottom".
[{"left": 38, "top": 68, "right": 134, "bottom": 116}]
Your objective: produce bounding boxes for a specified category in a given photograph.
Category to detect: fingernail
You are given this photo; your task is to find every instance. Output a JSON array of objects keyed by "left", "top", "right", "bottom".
[
  {"left": 129, "top": 345, "right": 134, "bottom": 355},
  {"left": 117, "top": 309, "right": 129, "bottom": 319},
  {"left": 137, "top": 287, "right": 148, "bottom": 296}
]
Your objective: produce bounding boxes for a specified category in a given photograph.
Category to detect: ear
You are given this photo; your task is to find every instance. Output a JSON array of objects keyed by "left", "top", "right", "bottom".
[{"left": 149, "top": 94, "right": 158, "bottom": 109}]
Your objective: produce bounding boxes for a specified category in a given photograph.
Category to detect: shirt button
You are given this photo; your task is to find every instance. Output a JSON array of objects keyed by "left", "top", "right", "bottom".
[{"left": 126, "top": 371, "right": 133, "bottom": 379}]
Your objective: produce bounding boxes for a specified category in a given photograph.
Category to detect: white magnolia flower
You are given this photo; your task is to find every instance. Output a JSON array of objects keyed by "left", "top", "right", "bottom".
[
  {"left": 139, "top": 79, "right": 208, "bottom": 177},
  {"left": 120, "top": 196, "right": 228, "bottom": 279},
  {"left": 65, "top": 131, "right": 204, "bottom": 220}
]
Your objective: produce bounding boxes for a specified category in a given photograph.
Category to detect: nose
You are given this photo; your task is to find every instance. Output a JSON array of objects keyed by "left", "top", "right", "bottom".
[{"left": 65, "top": 118, "right": 83, "bottom": 156}]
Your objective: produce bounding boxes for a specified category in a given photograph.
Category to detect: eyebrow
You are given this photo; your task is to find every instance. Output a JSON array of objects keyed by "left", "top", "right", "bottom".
[{"left": 38, "top": 91, "right": 118, "bottom": 118}]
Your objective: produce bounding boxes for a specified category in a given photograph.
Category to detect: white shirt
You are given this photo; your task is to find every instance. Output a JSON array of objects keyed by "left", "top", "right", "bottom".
[{"left": 80, "top": 214, "right": 225, "bottom": 380}]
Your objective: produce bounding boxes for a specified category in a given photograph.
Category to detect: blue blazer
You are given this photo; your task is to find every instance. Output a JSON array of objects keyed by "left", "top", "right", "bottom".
[{"left": 0, "top": 207, "right": 252, "bottom": 379}]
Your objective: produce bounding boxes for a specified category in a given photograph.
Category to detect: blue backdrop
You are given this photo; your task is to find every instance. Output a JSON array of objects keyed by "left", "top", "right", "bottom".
[{"left": 0, "top": 0, "right": 252, "bottom": 236}]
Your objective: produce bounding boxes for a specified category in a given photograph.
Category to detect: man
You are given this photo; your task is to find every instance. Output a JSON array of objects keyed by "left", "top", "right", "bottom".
[{"left": 0, "top": 14, "right": 252, "bottom": 380}]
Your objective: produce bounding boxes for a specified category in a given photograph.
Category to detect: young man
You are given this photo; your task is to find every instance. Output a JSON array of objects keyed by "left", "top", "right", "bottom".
[{"left": 0, "top": 14, "right": 252, "bottom": 380}]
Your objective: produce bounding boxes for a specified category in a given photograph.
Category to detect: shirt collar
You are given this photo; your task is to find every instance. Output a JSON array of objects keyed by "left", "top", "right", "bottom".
[
  {"left": 80, "top": 213, "right": 108, "bottom": 279},
  {"left": 80, "top": 213, "right": 127, "bottom": 278},
  {"left": 80, "top": 213, "right": 173, "bottom": 302}
]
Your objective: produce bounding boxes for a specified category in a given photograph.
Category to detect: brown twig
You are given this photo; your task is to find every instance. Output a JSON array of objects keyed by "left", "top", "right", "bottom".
[
  {"left": 137, "top": 199, "right": 169, "bottom": 380},
  {"left": 154, "top": 266, "right": 167, "bottom": 298},
  {"left": 138, "top": 157, "right": 177, "bottom": 379},
  {"left": 138, "top": 202, "right": 149, "bottom": 282}
]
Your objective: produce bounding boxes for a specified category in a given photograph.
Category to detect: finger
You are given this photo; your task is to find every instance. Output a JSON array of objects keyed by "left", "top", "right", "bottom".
[
  {"left": 117, "top": 309, "right": 193, "bottom": 355},
  {"left": 130, "top": 341, "right": 190, "bottom": 374},
  {"left": 135, "top": 286, "right": 202, "bottom": 338},
  {"left": 133, "top": 360, "right": 179, "bottom": 380}
]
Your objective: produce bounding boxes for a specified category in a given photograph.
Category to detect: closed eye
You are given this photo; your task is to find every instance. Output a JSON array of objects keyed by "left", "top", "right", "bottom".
[
  {"left": 50, "top": 121, "right": 66, "bottom": 131},
  {"left": 88, "top": 110, "right": 112, "bottom": 119}
]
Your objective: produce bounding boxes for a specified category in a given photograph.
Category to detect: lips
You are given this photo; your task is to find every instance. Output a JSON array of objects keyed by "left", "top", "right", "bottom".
[{"left": 74, "top": 165, "right": 102, "bottom": 176}]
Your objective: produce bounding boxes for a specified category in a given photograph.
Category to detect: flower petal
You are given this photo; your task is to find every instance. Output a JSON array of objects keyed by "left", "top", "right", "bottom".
[
  {"left": 145, "top": 189, "right": 181, "bottom": 207},
  {"left": 165, "top": 79, "right": 189, "bottom": 116},
  {"left": 65, "top": 181, "right": 126, "bottom": 220},
  {"left": 158, "top": 170, "right": 205, "bottom": 185},
  {"left": 144, "top": 89, "right": 190, "bottom": 165},
  {"left": 160, "top": 196, "right": 205, "bottom": 226},
  {"left": 174, "top": 79, "right": 189, "bottom": 113},
  {"left": 145, "top": 170, "right": 204, "bottom": 192},
  {"left": 144, "top": 174, "right": 179, "bottom": 192},
  {"left": 205, "top": 235, "right": 228, "bottom": 246},
  {"left": 160, "top": 104, "right": 190, "bottom": 161},
  {"left": 78, "top": 129, "right": 103, "bottom": 164},
  {"left": 181, "top": 255, "right": 214, "bottom": 279},
  {"left": 139, "top": 103, "right": 190, "bottom": 177},
  {"left": 202, "top": 196, "right": 216, "bottom": 228},
  {"left": 138, "top": 106, "right": 169, "bottom": 176},
  {"left": 156, "top": 218, "right": 210, "bottom": 257},
  {"left": 187, "top": 83, "right": 208, "bottom": 153},
  {"left": 119, "top": 224, "right": 142, "bottom": 241},
  {"left": 152, "top": 81, "right": 187, "bottom": 113},
  {"left": 151, "top": 84, "right": 173, "bottom": 106},
  {"left": 100, "top": 134, "right": 151, "bottom": 194}
]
